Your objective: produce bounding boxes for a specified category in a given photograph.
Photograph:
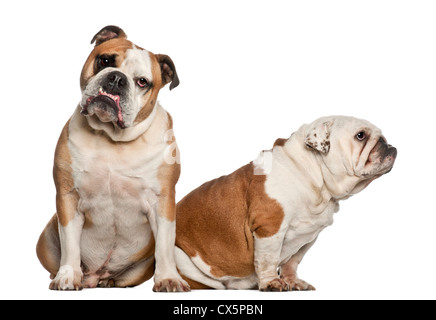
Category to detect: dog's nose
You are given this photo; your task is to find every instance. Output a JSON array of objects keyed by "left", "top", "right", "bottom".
[{"left": 104, "top": 71, "right": 127, "bottom": 93}]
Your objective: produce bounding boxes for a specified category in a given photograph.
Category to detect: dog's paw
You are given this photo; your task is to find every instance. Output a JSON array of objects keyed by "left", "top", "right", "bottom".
[
  {"left": 153, "top": 278, "right": 191, "bottom": 292},
  {"left": 49, "top": 265, "right": 83, "bottom": 291},
  {"left": 259, "top": 278, "right": 290, "bottom": 292},
  {"left": 283, "top": 277, "right": 316, "bottom": 291}
]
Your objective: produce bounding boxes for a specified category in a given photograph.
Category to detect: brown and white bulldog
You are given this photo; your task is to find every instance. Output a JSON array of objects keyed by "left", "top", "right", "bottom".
[
  {"left": 36, "top": 26, "right": 190, "bottom": 292},
  {"left": 175, "top": 116, "right": 397, "bottom": 291}
]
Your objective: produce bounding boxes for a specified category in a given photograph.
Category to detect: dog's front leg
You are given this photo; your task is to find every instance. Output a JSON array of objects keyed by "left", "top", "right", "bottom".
[
  {"left": 279, "top": 238, "right": 316, "bottom": 291},
  {"left": 50, "top": 126, "right": 84, "bottom": 291},
  {"left": 254, "top": 231, "right": 289, "bottom": 292},
  {"left": 50, "top": 192, "right": 84, "bottom": 290},
  {"left": 148, "top": 191, "right": 190, "bottom": 292}
]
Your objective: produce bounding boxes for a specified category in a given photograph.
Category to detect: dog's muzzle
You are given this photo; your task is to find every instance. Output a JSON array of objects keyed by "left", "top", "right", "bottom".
[{"left": 81, "top": 71, "right": 128, "bottom": 129}]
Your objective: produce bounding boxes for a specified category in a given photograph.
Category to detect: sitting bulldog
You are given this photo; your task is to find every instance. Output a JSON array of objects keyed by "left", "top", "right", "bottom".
[{"left": 174, "top": 116, "right": 397, "bottom": 291}]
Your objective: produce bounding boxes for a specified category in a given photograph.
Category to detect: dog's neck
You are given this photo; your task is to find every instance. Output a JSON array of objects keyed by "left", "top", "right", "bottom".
[
  {"left": 79, "top": 102, "right": 162, "bottom": 142},
  {"left": 273, "top": 133, "right": 335, "bottom": 215}
]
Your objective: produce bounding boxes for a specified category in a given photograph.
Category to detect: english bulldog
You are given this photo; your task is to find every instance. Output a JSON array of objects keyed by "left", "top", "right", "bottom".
[
  {"left": 175, "top": 116, "right": 397, "bottom": 291},
  {"left": 36, "top": 26, "right": 190, "bottom": 292}
]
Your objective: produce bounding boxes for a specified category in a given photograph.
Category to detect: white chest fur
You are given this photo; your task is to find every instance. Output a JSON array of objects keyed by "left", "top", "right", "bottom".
[
  {"left": 69, "top": 117, "right": 165, "bottom": 215},
  {"left": 66, "top": 107, "right": 168, "bottom": 274}
]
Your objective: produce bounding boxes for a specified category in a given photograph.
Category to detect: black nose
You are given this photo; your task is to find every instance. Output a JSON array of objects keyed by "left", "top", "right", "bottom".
[
  {"left": 378, "top": 137, "right": 397, "bottom": 159},
  {"left": 103, "top": 71, "right": 127, "bottom": 94},
  {"left": 386, "top": 146, "right": 397, "bottom": 159}
]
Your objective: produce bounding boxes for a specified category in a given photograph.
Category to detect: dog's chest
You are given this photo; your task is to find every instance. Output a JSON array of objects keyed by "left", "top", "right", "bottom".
[
  {"left": 67, "top": 130, "right": 164, "bottom": 273},
  {"left": 280, "top": 204, "right": 336, "bottom": 260},
  {"left": 68, "top": 128, "right": 165, "bottom": 230},
  {"left": 77, "top": 161, "right": 155, "bottom": 214},
  {"left": 70, "top": 136, "right": 163, "bottom": 214}
]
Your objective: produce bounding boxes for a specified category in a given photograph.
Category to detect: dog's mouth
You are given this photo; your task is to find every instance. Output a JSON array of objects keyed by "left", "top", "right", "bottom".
[
  {"left": 81, "top": 88, "right": 125, "bottom": 129},
  {"left": 361, "top": 140, "right": 397, "bottom": 177}
]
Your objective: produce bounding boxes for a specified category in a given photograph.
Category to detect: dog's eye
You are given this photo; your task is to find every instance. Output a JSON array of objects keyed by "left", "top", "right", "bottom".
[
  {"left": 96, "top": 55, "right": 116, "bottom": 72},
  {"left": 356, "top": 131, "right": 367, "bottom": 141},
  {"left": 137, "top": 78, "right": 150, "bottom": 88},
  {"left": 100, "top": 57, "right": 110, "bottom": 67}
]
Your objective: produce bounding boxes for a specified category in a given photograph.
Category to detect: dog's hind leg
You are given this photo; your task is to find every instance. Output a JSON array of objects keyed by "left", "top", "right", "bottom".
[{"left": 36, "top": 214, "right": 61, "bottom": 279}]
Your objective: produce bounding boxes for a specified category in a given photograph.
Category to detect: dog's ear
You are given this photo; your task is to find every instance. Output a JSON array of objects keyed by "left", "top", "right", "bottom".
[
  {"left": 304, "top": 119, "right": 334, "bottom": 153},
  {"left": 156, "top": 54, "right": 180, "bottom": 90},
  {"left": 91, "top": 26, "right": 127, "bottom": 46}
]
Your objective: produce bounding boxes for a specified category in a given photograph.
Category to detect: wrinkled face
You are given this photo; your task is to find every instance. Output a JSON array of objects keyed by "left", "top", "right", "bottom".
[
  {"left": 79, "top": 27, "right": 178, "bottom": 132},
  {"left": 350, "top": 127, "right": 397, "bottom": 178},
  {"left": 305, "top": 116, "right": 397, "bottom": 197}
]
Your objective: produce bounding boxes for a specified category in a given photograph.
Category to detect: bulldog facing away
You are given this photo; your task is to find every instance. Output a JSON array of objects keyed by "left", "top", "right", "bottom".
[
  {"left": 175, "top": 116, "right": 397, "bottom": 291},
  {"left": 36, "top": 26, "right": 189, "bottom": 292}
]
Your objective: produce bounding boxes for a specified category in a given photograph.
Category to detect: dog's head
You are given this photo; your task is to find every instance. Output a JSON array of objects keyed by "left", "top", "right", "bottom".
[
  {"left": 79, "top": 26, "right": 179, "bottom": 133},
  {"left": 304, "top": 116, "right": 397, "bottom": 198}
]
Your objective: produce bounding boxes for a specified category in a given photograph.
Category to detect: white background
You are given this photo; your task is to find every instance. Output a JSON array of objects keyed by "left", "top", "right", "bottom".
[{"left": 1, "top": 0, "right": 435, "bottom": 300}]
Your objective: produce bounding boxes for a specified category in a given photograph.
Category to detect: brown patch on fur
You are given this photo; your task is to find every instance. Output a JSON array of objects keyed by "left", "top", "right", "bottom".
[
  {"left": 82, "top": 211, "right": 93, "bottom": 229},
  {"left": 36, "top": 214, "right": 61, "bottom": 276},
  {"left": 156, "top": 113, "right": 180, "bottom": 221},
  {"left": 273, "top": 138, "right": 287, "bottom": 148},
  {"left": 176, "top": 163, "right": 284, "bottom": 279},
  {"left": 248, "top": 173, "right": 285, "bottom": 239},
  {"left": 176, "top": 164, "right": 255, "bottom": 278},
  {"left": 156, "top": 164, "right": 180, "bottom": 222},
  {"left": 53, "top": 120, "right": 80, "bottom": 227}
]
